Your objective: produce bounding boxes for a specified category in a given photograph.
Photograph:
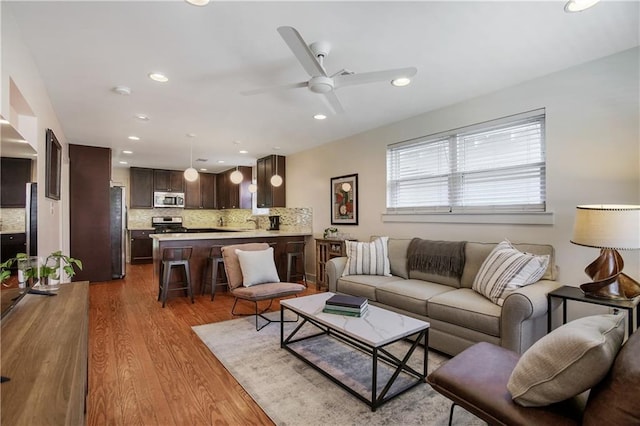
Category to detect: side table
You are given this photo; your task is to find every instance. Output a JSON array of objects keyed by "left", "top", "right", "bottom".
[{"left": 547, "top": 285, "right": 639, "bottom": 334}]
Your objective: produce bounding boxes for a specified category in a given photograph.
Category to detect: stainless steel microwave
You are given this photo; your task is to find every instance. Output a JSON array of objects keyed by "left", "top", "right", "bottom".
[{"left": 154, "top": 191, "right": 185, "bottom": 208}]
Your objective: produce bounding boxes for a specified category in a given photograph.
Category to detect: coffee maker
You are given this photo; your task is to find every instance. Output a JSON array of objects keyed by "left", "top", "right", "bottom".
[{"left": 268, "top": 215, "right": 280, "bottom": 230}]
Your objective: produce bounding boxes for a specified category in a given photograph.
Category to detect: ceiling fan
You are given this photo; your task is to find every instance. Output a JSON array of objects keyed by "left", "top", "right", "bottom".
[{"left": 242, "top": 26, "right": 417, "bottom": 114}]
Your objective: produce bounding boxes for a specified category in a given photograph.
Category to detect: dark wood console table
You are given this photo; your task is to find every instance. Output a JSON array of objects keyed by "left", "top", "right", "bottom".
[{"left": 1, "top": 281, "right": 89, "bottom": 425}]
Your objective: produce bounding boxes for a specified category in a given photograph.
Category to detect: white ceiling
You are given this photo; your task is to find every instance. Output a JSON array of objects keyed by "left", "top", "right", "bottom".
[{"left": 5, "top": 1, "right": 639, "bottom": 173}]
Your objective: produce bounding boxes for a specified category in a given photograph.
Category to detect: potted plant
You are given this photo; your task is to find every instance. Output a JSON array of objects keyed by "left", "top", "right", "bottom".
[
  {"left": 39, "top": 251, "right": 83, "bottom": 286},
  {"left": 0, "top": 251, "right": 82, "bottom": 288}
]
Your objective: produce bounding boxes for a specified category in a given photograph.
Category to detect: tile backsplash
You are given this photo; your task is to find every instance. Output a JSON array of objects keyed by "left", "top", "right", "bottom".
[
  {"left": 0, "top": 208, "right": 26, "bottom": 232},
  {"left": 128, "top": 207, "right": 312, "bottom": 232}
]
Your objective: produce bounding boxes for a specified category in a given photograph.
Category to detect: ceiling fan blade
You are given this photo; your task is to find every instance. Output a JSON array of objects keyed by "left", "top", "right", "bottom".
[
  {"left": 321, "top": 91, "right": 345, "bottom": 115},
  {"left": 240, "top": 81, "right": 308, "bottom": 96},
  {"left": 334, "top": 67, "right": 417, "bottom": 88},
  {"left": 277, "top": 26, "right": 327, "bottom": 77}
]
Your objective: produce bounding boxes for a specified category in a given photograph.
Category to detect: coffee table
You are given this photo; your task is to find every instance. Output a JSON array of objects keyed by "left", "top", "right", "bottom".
[{"left": 280, "top": 292, "right": 429, "bottom": 411}]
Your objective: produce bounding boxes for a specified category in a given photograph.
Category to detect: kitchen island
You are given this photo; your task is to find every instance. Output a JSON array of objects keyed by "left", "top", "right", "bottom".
[{"left": 151, "top": 230, "right": 312, "bottom": 296}]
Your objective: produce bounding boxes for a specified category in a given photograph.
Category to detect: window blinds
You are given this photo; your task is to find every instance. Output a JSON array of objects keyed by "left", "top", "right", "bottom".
[{"left": 387, "top": 110, "right": 546, "bottom": 213}]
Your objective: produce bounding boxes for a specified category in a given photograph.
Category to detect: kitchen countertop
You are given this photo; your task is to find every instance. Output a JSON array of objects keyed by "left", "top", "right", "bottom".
[
  {"left": 151, "top": 229, "right": 312, "bottom": 241},
  {"left": 0, "top": 230, "right": 25, "bottom": 235}
]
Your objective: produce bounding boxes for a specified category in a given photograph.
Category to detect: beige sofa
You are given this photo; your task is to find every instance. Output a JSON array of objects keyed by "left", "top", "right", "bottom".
[{"left": 326, "top": 238, "right": 563, "bottom": 356}]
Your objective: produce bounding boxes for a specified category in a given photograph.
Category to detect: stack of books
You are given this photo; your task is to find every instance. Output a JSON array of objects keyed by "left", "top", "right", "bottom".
[{"left": 323, "top": 294, "right": 368, "bottom": 317}]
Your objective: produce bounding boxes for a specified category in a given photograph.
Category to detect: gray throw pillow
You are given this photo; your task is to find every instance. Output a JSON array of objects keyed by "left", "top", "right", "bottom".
[{"left": 507, "top": 314, "right": 625, "bottom": 407}]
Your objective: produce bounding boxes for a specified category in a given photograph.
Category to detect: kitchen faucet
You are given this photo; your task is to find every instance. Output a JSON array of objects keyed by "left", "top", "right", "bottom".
[{"left": 246, "top": 218, "right": 258, "bottom": 229}]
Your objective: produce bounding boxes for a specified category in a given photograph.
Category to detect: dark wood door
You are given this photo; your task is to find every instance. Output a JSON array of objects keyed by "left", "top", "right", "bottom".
[
  {"left": 216, "top": 171, "right": 229, "bottom": 209},
  {"left": 69, "top": 144, "right": 112, "bottom": 282},
  {"left": 0, "top": 157, "right": 32, "bottom": 207},
  {"left": 184, "top": 175, "right": 201, "bottom": 209},
  {"left": 200, "top": 173, "right": 216, "bottom": 209},
  {"left": 130, "top": 167, "right": 153, "bottom": 208}
]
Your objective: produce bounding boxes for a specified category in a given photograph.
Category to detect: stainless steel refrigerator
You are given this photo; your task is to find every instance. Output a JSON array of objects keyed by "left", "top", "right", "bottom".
[{"left": 110, "top": 186, "right": 126, "bottom": 279}]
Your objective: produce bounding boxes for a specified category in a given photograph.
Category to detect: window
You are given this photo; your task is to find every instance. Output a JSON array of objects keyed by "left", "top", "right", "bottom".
[{"left": 387, "top": 109, "right": 546, "bottom": 214}]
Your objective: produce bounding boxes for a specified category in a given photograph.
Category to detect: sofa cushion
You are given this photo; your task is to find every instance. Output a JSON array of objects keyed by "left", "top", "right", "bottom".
[
  {"left": 507, "top": 314, "right": 625, "bottom": 407},
  {"left": 472, "top": 240, "right": 550, "bottom": 306},
  {"left": 343, "top": 237, "right": 391, "bottom": 277},
  {"left": 336, "top": 274, "right": 404, "bottom": 301},
  {"left": 461, "top": 242, "right": 557, "bottom": 288},
  {"left": 388, "top": 238, "right": 411, "bottom": 279},
  {"left": 428, "top": 288, "right": 502, "bottom": 337},
  {"left": 376, "top": 279, "right": 455, "bottom": 317}
]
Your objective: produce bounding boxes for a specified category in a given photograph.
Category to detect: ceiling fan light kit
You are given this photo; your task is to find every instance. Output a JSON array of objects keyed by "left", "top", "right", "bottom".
[{"left": 243, "top": 26, "right": 417, "bottom": 115}]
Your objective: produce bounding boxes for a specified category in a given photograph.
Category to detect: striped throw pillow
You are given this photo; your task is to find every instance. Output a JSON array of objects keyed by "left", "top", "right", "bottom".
[
  {"left": 342, "top": 236, "right": 391, "bottom": 277},
  {"left": 473, "top": 240, "right": 550, "bottom": 306}
]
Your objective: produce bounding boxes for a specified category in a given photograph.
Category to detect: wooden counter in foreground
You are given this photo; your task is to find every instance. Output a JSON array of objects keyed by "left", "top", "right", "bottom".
[
  {"left": 151, "top": 230, "right": 312, "bottom": 295},
  {"left": 1, "top": 281, "right": 89, "bottom": 426}
]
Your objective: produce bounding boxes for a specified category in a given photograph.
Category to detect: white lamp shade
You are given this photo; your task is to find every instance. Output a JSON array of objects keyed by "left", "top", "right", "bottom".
[
  {"left": 270, "top": 174, "right": 283, "bottom": 187},
  {"left": 248, "top": 183, "right": 257, "bottom": 193},
  {"left": 230, "top": 169, "right": 243, "bottom": 184},
  {"left": 571, "top": 205, "right": 640, "bottom": 250},
  {"left": 184, "top": 167, "right": 199, "bottom": 182}
]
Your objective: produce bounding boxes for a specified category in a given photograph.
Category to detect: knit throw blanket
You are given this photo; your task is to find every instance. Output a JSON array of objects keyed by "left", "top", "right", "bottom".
[{"left": 407, "top": 238, "right": 467, "bottom": 278}]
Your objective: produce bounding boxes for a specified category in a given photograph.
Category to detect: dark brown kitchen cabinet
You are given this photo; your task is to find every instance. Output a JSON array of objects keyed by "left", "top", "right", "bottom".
[
  {"left": 1, "top": 233, "right": 26, "bottom": 269},
  {"left": 256, "top": 155, "right": 286, "bottom": 208},
  {"left": 0, "top": 157, "right": 32, "bottom": 207},
  {"left": 216, "top": 166, "right": 251, "bottom": 209},
  {"left": 200, "top": 173, "right": 216, "bottom": 209},
  {"left": 185, "top": 172, "right": 216, "bottom": 209},
  {"left": 129, "top": 167, "right": 154, "bottom": 208},
  {"left": 130, "top": 230, "right": 153, "bottom": 264},
  {"left": 154, "top": 169, "right": 184, "bottom": 192},
  {"left": 69, "top": 144, "right": 112, "bottom": 282}
]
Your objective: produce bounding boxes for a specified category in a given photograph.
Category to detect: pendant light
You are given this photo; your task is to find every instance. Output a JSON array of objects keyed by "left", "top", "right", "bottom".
[
  {"left": 270, "top": 155, "right": 283, "bottom": 187},
  {"left": 230, "top": 166, "right": 243, "bottom": 184},
  {"left": 184, "top": 136, "right": 199, "bottom": 182}
]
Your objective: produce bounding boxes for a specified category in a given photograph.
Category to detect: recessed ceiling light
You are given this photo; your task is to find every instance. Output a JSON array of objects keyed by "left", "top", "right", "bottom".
[
  {"left": 113, "top": 86, "right": 131, "bottom": 95},
  {"left": 135, "top": 114, "right": 150, "bottom": 121},
  {"left": 128, "top": 136, "right": 140, "bottom": 141},
  {"left": 239, "top": 150, "right": 248, "bottom": 154},
  {"left": 123, "top": 150, "right": 133, "bottom": 154},
  {"left": 148, "top": 72, "right": 168, "bottom": 83},
  {"left": 391, "top": 77, "right": 412, "bottom": 87},
  {"left": 119, "top": 161, "right": 128, "bottom": 165},
  {"left": 564, "top": 0, "right": 600, "bottom": 12},
  {"left": 185, "top": 0, "right": 210, "bottom": 5},
  {"left": 186, "top": 133, "right": 196, "bottom": 138},
  {"left": 272, "top": 146, "right": 281, "bottom": 151},
  {"left": 200, "top": 168, "right": 208, "bottom": 171},
  {"left": 313, "top": 114, "right": 327, "bottom": 120},
  {"left": 217, "top": 160, "right": 225, "bottom": 164}
]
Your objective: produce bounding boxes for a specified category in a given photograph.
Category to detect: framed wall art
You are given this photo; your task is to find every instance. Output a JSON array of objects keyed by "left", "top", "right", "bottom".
[
  {"left": 45, "top": 128, "right": 61, "bottom": 200},
  {"left": 331, "top": 173, "right": 358, "bottom": 225}
]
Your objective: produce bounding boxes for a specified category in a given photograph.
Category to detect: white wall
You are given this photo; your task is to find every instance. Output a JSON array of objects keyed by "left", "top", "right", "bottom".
[
  {"left": 1, "top": 6, "right": 69, "bottom": 258},
  {"left": 288, "top": 47, "right": 640, "bottom": 288}
]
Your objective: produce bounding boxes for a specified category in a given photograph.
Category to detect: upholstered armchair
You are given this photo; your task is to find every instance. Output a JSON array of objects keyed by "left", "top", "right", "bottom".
[{"left": 221, "top": 242, "right": 305, "bottom": 330}]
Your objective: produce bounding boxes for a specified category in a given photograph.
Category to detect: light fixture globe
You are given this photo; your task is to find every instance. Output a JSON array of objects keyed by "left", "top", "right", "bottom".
[
  {"left": 270, "top": 174, "right": 283, "bottom": 187},
  {"left": 248, "top": 183, "right": 258, "bottom": 193},
  {"left": 230, "top": 169, "right": 243, "bottom": 184},
  {"left": 184, "top": 167, "right": 199, "bottom": 182}
]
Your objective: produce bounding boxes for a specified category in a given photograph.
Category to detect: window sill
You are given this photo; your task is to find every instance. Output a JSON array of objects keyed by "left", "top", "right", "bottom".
[{"left": 381, "top": 212, "right": 554, "bottom": 225}]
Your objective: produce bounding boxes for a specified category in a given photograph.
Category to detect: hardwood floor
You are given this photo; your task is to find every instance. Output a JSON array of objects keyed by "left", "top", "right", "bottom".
[{"left": 88, "top": 263, "right": 320, "bottom": 425}]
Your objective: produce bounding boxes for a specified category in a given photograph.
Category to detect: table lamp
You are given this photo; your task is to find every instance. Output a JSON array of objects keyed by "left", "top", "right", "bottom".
[{"left": 571, "top": 205, "right": 640, "bottom": 300}]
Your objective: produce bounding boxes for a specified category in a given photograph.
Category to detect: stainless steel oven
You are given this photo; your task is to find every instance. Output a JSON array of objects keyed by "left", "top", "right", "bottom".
[{"left": 154, "top": 191, "right": 185, "bottom": 208}]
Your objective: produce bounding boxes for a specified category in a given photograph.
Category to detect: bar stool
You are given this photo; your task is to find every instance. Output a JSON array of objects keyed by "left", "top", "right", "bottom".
[
  {"left": 202, "top": 245, "right": 226, "bottom": 301},
  {"left": 286, "top": 240, "right": 307, "bottom": 286},
  {"left": 158, "top": 247, "right": 194, "bottom": 308}
]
